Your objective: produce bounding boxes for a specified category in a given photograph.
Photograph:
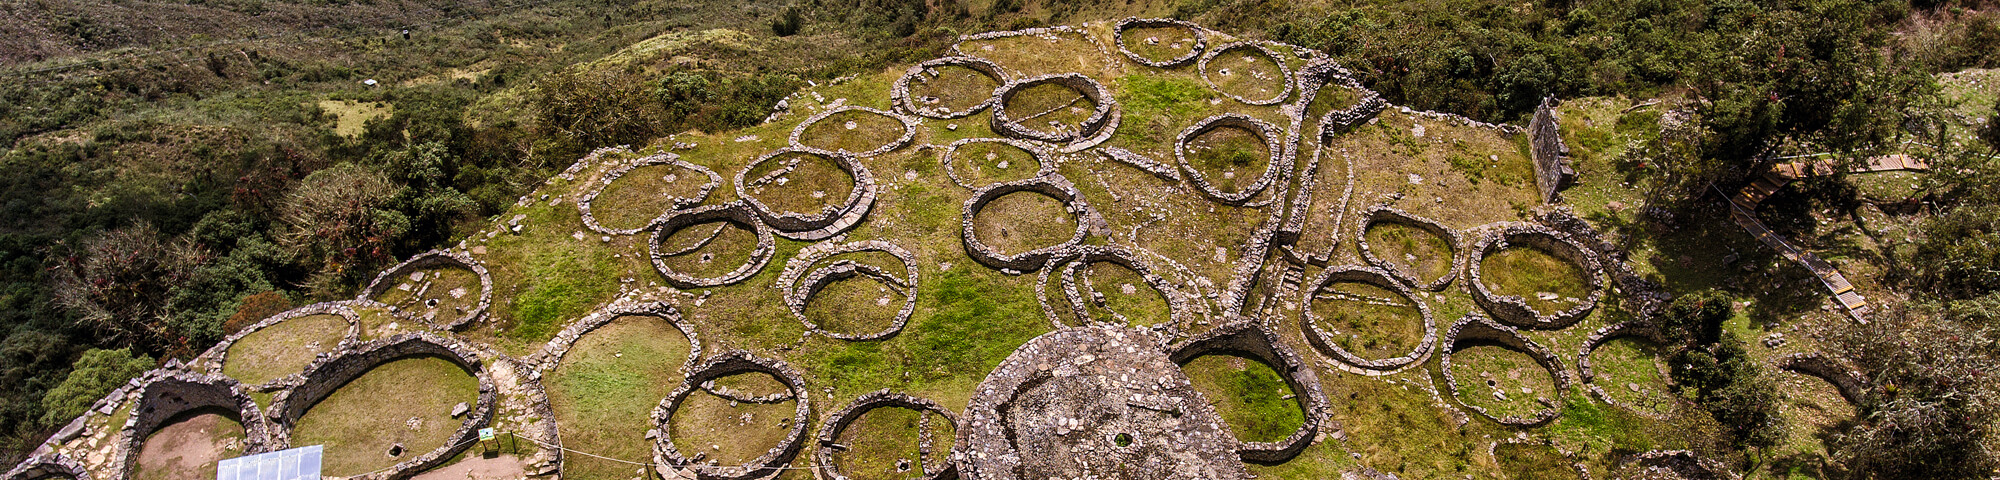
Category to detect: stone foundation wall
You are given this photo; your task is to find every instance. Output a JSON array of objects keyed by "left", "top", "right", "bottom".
[
  {"left": 360, "top": 250, "right": 494, "bottom": 332},
  {"left": 1466, "top": 223, "right": 1606, "bottom": 330},
  {"left": 1114, "top": 17, "right": 1208, "bottom": 68},
  {"left": 1, "top": 453, "right": 89, "bottom": 480},
  {"left": 1168, "top": 321, "right": 1329, "bottom": 463},
  {"left": 1528, "top": 96, "right": 1575, "bottom": 204},
  {"left": 647, "top": 202, "right": 778, "bottom": 288},
  {"left": 1440, "top": 315, "right": 1571, "bottom": 426},
  {"left": 196, "top": 301, "right": 362, "bottom": 387},
  {"left": 267, "top": 332, "right": 496, "bottom": 480},
  {"left": 1198, "top": 42, "right": 1294, "bottom": 106},
  {"left": 1352, "top": 205, "right": 1463, "bottom": 291},
  {"left": 577, "top": 153, "right": 721, "bottom": 236},
  {"left": 734, "top": 147, "right": 877, "bottom": 240},
  {"left": 1777, "top": 352, "right": 1872, "bottom": 405},
  {"left": 813, "top": 390, "right": 959, "bottom": 480},
  {"left": 959, "top": 176, "right": 1098, "bottom": 273},
  {"left": 114, "top": 369, "right": 275, "bottom": 480},
  {"left": 1174, "top": 113, "right": 1284, "bottom": 206},
  {"left": 651, "top": 351, "right": 810, "bottom": 480},
  {"left": 1299, "top": 265, "right": 1436, "bottom": 371},
  {"left": 894, "top": 56, "right": 1010, "bottom": 119}
]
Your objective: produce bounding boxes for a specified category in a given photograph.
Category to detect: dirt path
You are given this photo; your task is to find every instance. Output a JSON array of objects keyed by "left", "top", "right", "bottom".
[{"left": 409, "top": 454, "right": 528, "bottom": 480}]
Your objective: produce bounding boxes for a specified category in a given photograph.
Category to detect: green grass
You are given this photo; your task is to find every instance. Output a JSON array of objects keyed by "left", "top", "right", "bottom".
[
  {"left": 795, "top": 108, "right": 909, "bottom": 155},
  {"left": 1122, "top": 25, "right": 1202, "bottom": 65},
  {"left": 970, "top": 190, "right": 1076, "bottom": 257},
  {"left": 1494, "top": 442, "right": 1575, "bottom": 480},
  {"left": 741, "top": 150, "right": 857, "bottom": 217},
  {"left": 1182, "top": 355, "right": 1305, "bottom": 443},
  {"left": 667, "top": 373, "right": 796, "bottom": 466},
  {"left": 652, "top": 220, "right": 762, "bottom": 281},
  {"left": 291, "top": 356, "right": 481, "bottom": 477},
  {"left": 316, "top": 100, "right": 390, "bottom": 137},
  {"left": 801, "top": 271, "right": 909, "bottom": 337},
  {"left": 1480, "top": 246, "right": 1591, "bottom": 315},
  {"left": 1075, "top": 261, "right": 1173, "bottom": 327},
  {"left": 1364, "top": 222, "right": 1456, "bottom": 284},
  {"left": 223, "top": 313, "right": 348, "bottom": 386},
  {"left": 545, "top": 315, "right": 694, "bottom": 479},
  {"left": 1187, "top": 124, "right": 1269, "bottom": 193},
  {"left": 1448, "top": 345, "right": 1559, "bottom": 421},
  {"left": 1309, "top": 282, "right": 1428, "bottom": 360},
  {"left": 829, "top": 406, "right": 952, "bottom": 480},
  {"left": 1588, "top": 338, "right": 1676, "bottom": 416},
  {"left": 904, "top": 64, "right": 1004, "bottom": 115}
]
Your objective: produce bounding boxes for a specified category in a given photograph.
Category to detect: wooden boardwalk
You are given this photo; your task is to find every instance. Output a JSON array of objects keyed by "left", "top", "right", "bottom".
[{"left": 1724, "top": 154, "right": 1928, "bottom": 323}]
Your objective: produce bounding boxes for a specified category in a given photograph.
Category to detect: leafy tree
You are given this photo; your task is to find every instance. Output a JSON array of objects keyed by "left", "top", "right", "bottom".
[
  {"left": 1672, "top": 333, "right": 1788, "bottom": 449},
  {"left": 1657, "top": 289, "right": 1732, "bottom": 346},
  {"left": 277, "top": 163, "right": 408, "bottom": 291},
  {"left": 771, "top": 6, "right": 804, "bottom": 37},
  {"left": 48, "top": 222, "right": 206, "bottom": 351},
  {"left": 1832, "top": 303, "right": 2000, "bottom": 478},
  {"left": 38, "top": 348, "right": 153, "bottom": 426}
]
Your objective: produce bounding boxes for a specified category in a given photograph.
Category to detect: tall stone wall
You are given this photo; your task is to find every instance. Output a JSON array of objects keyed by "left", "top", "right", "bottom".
[{"left": 1528, "top": 96, "right": 1575, "bottom": 204}]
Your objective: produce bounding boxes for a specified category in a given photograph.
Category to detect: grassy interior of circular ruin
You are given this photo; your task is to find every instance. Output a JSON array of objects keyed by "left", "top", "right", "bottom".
[
  {"left": 290, "top": 356, "right": 480, "bottom": 477},
  {"left": 1448, "top": 343, "right": 1560, "bottom": 421},
  {"left": 1364, "top": 222, "right": 1456, "bottom": 283},
  {"left": 1185, "top": 124, "right": 1271, "bottom": 194},
  {"left": 797, "top": 109, "right": 909, "bottom": 155},
  {"left": 905, "top": 64, "right": 1002, "bottom": 114},
  {"left": 969, "top": 190, "right": 1078, "bottom": 257},
  {"left": 1074, "top": 261, "right": 1174, "bottom": 327},
  {"left": 371, "top": 266, "right": 484, "bottom": 326},
  {"left": 740, "top": 150, "right": 857, "bottom": 217},
  {"left": 222, "top": 313, "right": 347, "bottom": 386},
  {"left": 1588, "top": 337, "right": 1677, "bottom": 415},
  {"left": 545, "top": 315, "right": 693, "bottom": 480},
  {"left": 132, "top": 409, "right": 247, "bottom": 480},
  {"left": 801, "top": 264, "right": 910, "bottom": 337},
  {"left": 1479, "top": 245, "right": 1591, "bottom": 315},
  {"left": 667, "top": 372, "right": 797, "bottom": 466},
  {"left": 1180, "top": 354, "right": 1305, "bottom": 444},
  {"left": 1309, "top": 281, "right": 1429, "bottom": 360},
  {"left": 829, "top": 406, "right": 955, "bottom": 480},
  {"left": 1494, "top": 441, "right": 1575, "bottom": 479},
  {"left": 653, "top": 220, "right": 762, "bottom": 279},
  {"left": 592, "top": 162, "right": 718, "bottom": 231}
]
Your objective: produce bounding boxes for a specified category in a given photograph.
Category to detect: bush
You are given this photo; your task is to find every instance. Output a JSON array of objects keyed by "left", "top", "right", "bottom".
[
  {"left": 770, "top": 6, "right": 803, "bottom": 37},
  {"left": 1831, "top": 303, "right": 2000, "bottom": 478},
  {"left": 40, "top": 348, "right": 153, "bottom": 426},
  {"left": 1671, "top": 333, "right": 1787, "bottom": 449},
  {"left": 1658, "top": 289, "right": 1732, "bottom": 346}
]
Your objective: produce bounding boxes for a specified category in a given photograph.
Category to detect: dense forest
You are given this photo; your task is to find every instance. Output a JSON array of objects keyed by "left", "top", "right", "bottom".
[{"left": 2, "top": 0, "right": 1999, "bottom": 477}]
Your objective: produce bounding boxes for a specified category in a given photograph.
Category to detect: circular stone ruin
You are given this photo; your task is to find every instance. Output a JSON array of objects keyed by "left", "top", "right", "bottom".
[
  {"left": 1467, "top": 223, "right": 1606, "bottom": 330},
  {"left": 267, "top": 332, "right": 495, "bottom": 480},
  {"left": 361, "top": 250, "right": 493, "bottom": 331},
  {"left": 954, "top": 325, "right": 1250, "bottom": 480},
  {"left": 1299, "top": 265, "right": 1436, "bottom": 372},
  {"left": 652, "top": 351, "right": 810, "bottom": 480},
  {"left": 776, "top": 241, "right": 920, "bottom": 341},
  {"left": 2, "top": 453, "right": 88, "bottom": 480},
  {"left": 118, "top": 369, "right": 275, "bottom": 480},
  {"left": 211, "top": 302, "right": 361, "bottom": 389},
  {"left": 1354, "top": 205, "right": 1463, "bottom": 292},
  {"left": 1114, "top": 17, "right": 1208, "bottom": 68},
  {"left": 960, "top": 176, "right": 1097, "bottom": 273},
  {"left": 1174, "top": 113, "right": 1284, "bottom": 205},
  {"left": 1577, "top": 320, "right": 1676, "bottom": 418},
  {"left": 1295, "top": 58, "right": 1386, "bottom": 141},
  {"left": 812, "top": 390, "right": 959, "bottom": 480},
  {"left": 734, "top": 147, "right": 876, "bottom": 241},
  {"left": 1198, "top": 41, "right": 1295, "bottom": 106},
  {"left": 648, "top": 202, "right": 778, "bottom": 289},
  {"left": 989, "top": 73, "right": 1119, "bottom": 150},
  {"left": 940, "top": 138, "right": 1053, "bottom": 190},
  {"left": 1038, "top": 245, "right": 1197, "bottom": 331},
  {"left": 578, "top": 153, "right": 723, "bottom": 235},
  {"left": 788, "top": 106, "right": 919, "bottom": 158},
  {"left": 894, "top": 56, "right": 1009, "bottom": 119},
  {"left": 1167, "top": 321, "right": 1328, "bottom": 464},
  {"left": 1439, "top": 315, "right": 1571, "bottom": 426}
]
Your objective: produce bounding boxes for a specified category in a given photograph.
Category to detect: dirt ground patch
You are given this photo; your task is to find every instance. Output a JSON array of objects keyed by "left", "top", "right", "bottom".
[
  {"left": 408, "top": 454, "right": 527, "bottom": 480},
  {"left": 133, "top": 411, "right": 246, "bottom": 480}
]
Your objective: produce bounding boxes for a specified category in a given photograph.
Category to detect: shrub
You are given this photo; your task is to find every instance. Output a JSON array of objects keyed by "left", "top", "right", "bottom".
[
  {"left": 770, "top": 6, "right": 803, "bottom": 37},
  {"left": 40, "top": 348, "right": 153, "bottom": 426},
  {"left": 1671, "top": 333, "right": 1787, "bottom": 449},
  {"left": 1831, "top": 303, "right": 2000, "bottom": 478}
]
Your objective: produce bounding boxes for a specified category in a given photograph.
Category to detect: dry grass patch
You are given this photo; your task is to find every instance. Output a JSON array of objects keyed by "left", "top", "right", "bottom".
[
  {"left": 1121, "top": 25, "right": 1201, "bottom": 65},
  {"left": 546, "top": 315, "right": 694, "bottom": 480},
  {"left": 591, "top": 163, "right": 718, "bottom": 231},
  {"left": 802, "top": 272, "right": 909, "bottom": 337},
  {"left": 371, "top": 266, "right": 484, "bottom": 327},
  {"left": 1309, "top": 281, "right": 1428, "bottom": 360},
  {"left": 1076, "top": 262, "right": 1173, "bottom": 327},
  {"left": 1479, "top": 246, "right": 1590, "bottom": 315},
  {"left": 1449, "top": 345, "right": 1560, "bottom": 421},
  {"left": 970, "top": 190, "right": 1076, "bottom": 257},
  {"left": 291, "top": 356, "right": 481, "bottom": 477},
  {"left": 1205, "top": 46, "right": 1288, "bottom": 104},
  {"left": 653, "top": 221, "right": 763, "bottom": 281},
  {"left": 317, "top": 100, "right": 391, "bottom": 138},
  {"left": 950, "top": 141, "right": 1042, "bottom": 186},
  {"left": 667, "top": 373, "right": 797, "bottom": 466},
  {"left": 957, "top": 32, "right": 1116, "bottom": 79},
  {"left": 830, "top": 407, "right": 953, "bottom": 480},
  {"left": 740, "top": 151, "right": 856, "bottom": 217},
  {"left": 796, "top": 109, "right": 908, "bottom": 155},
  {"left": 1364, "top": 223, "right": 1455, "bottom": 283},
  {"left": 905, "top": 64, "right": 1003, "bottom": 115},
  {"left": 223, "top": 313, "right": 348, "bottom": 386},
  {"left": 132, "top": 410, "right": 247, "bottom": 480}
]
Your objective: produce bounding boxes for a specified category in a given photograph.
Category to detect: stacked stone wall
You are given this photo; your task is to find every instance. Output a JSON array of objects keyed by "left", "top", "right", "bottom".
[
  {"left": 647, "top": 202, "right": 778, "bottom": 288},
  {"left": 577, "top": 153, "right": 721, "bottom": 236},
  {"left": 1174, "top": 113, "right": 1284, "bottom": 206},
  {"left": 266, "top": 332, "right": 496, "bottom": 480},
  {"left": 1466, "top": 224, "right": 1606, "bottom": 330},
  {"left": 1440, "top": 315, "right": 1571, "bottom": 426},
  {"left": 893, "top": 56, "right": 1011, "bottom": 119},
  {"left": 1299, "top": 266, "right": 1436, "bottom": 372},
  {"left": 1777, "top": 352, "right": 1872, "bottom": 405},
  {"left": 1352, "top": 205, "right": 1463, "bottom": 291},
  {"left": 1, "top": 453, "right": 88, "bottom": 480},
  {"left": 115, "top": 369, "right": 276, "bottom": 480},
  {"left": 1113, "top": 18, "right": 1208, "bottom": 68},
  {"left": 1168, "top": 321, "right": 1329, "bottom": 463},
  {"left": 1198, "top": 42, "right": 1295, "bottom": 106},
  {"left": 1528, "top": 96, "right": 1576, "bottom": 204},
  {"left": 360, "top": 250, "right": 494, "bottom": 332},
  {"left": 734, "top": 146, "right": 878, "bottom": 241},
  {"left": 959, "top": 176, "right": 1098, "bottom": 273},
  {"left": 651, "top": 351, "right": 810, "bottom": 480},
  {"left": 776, "top": 241, "right": 920, "bottom": 341},
  {"left": 812, "top": 390, "right": 959, "bottom": 480},
  {"left": 198, "top": 301, "right": 362, "bottom": 387}
]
